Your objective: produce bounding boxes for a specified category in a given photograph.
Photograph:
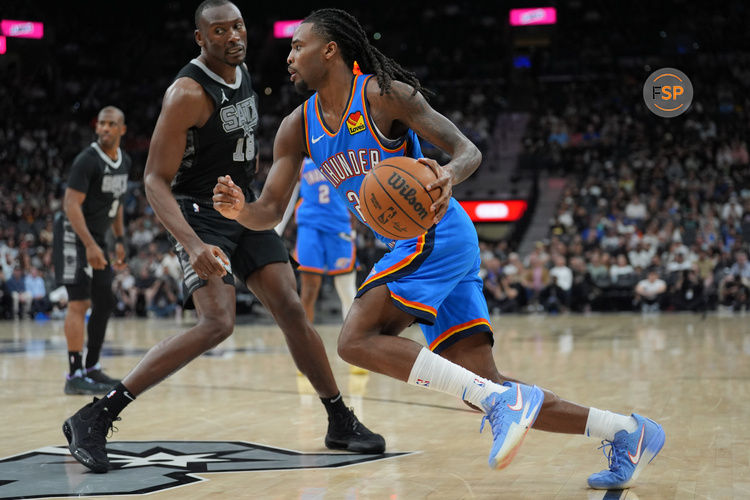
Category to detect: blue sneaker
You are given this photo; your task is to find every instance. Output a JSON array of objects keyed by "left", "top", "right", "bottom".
[
  {"left": 480, "top": 382, "right": 545, "bottom": 470},
  {"left": 587, "top": 414, "right": 665, "bottom": 489}
]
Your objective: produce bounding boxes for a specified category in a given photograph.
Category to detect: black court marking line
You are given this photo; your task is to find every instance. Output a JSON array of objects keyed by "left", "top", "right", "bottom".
[
  {"left": 170, "top": 382, "right": 480, "bottom": 413},
  {"left": 0, "top": 343, "right": 292, "bottom": 357},
  {"left": 510, "top": 334, "right": 639, "bottom": 343}
]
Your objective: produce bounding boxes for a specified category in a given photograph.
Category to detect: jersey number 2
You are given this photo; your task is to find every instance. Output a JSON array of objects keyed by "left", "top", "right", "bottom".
[
  {"left": 318, "top": 184, "right": 330, "bottom": 204},
  {"left": 346, "top": 191, "right": 365, "bottom": 221}
]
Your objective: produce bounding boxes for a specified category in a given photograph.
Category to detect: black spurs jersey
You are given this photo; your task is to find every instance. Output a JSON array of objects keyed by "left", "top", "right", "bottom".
[
  {"left": 171, "top": 58, "right": 259, "bottom": 200},
  {"left": 66, "top": 142, "right": 131, "bottom": 240}
]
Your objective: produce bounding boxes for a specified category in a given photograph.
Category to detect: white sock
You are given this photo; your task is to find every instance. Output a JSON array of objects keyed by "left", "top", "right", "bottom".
[
  {"left": 333, "top": 272, "right": 356, "bottom": 320},
  {"left": 585, "top": 408, "right": 638, "bottom": 441},
  {"left": 407, "top": 347, "right": 509, "bottom": 410}
]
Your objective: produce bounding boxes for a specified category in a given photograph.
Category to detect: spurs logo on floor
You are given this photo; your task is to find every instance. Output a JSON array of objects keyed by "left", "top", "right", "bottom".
[{"left": 0, "top": 441, "right": 411, "bottom": 499}]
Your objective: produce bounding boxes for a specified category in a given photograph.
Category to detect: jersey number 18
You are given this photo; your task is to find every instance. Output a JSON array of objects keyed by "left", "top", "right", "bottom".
[{"left": 233, "top": 136, "right": 255, "bottom": 162}]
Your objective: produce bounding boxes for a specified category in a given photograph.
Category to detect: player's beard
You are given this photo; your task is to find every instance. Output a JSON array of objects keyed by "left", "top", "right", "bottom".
[{"left": 293, "top": 78, "right": 311, "bottom": 95}]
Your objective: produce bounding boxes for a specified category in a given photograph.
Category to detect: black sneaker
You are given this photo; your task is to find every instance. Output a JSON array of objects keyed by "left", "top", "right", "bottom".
[
  {"left": 64, "top": 373, "right": 111, "bottom": 395},
  {"left": 85, "top": 363, "right": 120, "bottom": 386},
  {"left": 325, "top": 407, "right": 386, "bottom": 454},
  {"left": 62, "top": 398, "right": 119, "bottom": 473}
]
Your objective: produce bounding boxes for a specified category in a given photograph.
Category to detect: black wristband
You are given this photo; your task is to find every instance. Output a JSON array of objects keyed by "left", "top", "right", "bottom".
[{"left": 115, "top": 235, "right": 125, "bottom": 245}]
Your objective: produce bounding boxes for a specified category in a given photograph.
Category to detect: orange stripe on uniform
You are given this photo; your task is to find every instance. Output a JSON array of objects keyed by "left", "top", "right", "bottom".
[
  {"left": 360, "top": 234, "right": 426, "bottom": 289},
  {"left": 429, "top": 319, "right": 492, "bottom": 351},
  {"left": 316, "top": 75, "right": 359, "bottom": 137},
  {"left": 302, "top": 104, "right": 312, "bottom": 157},
  {"left": 297, "top": 264, "right": 326, "bottom": 274},
  {"left": 293, "top": 197, "right": 303, "bottom": 222},
  {"left": 390, "top": 291, "right": 437, "bottom": 317}
]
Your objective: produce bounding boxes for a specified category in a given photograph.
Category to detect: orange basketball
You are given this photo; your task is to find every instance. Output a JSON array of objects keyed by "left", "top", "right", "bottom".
[{"left": 359, "top": 156, "right": 440, "bottom": 240}]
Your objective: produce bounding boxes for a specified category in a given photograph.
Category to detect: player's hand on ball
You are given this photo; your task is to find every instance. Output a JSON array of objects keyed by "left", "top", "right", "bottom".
[
  {"left": 420, "top": 158, "right": 453, "bottom": 224},
  {"left": 213, "top": 175, "right": 245, "bottom": 220}
]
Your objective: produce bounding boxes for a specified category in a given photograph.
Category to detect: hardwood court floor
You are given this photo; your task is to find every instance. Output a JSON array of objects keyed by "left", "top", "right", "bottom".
[{"left": 0, "top": 312, "right": 748, "bottom": 499}]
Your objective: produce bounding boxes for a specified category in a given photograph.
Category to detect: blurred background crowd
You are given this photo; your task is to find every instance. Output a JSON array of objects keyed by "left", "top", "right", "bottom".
[{"left": 1, "top": 0, "right": 748, "bottom": 320}]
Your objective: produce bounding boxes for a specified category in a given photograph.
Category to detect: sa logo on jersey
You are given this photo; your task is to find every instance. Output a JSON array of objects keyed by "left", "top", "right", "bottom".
[{"left": 346, "top": 111, "right": 366, "bottom": 135}]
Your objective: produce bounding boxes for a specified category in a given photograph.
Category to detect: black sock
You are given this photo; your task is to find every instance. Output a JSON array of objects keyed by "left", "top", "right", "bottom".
[
  {"left": 320, "top": 393, "right": 348, "bottom": 419},
  {"left": 94, "top": 382, "right": 135, "bottom": 418},
  {"left": 68, "top": 351, "right": 83, "bottom": 376},
  {"left": 85, "top": 280, "right": 115, "bottom": 369}
]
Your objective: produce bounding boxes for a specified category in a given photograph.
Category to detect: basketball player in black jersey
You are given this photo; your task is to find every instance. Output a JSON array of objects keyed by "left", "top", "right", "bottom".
[
  {"left": 53, "top": 106, "right": 130, "bottom": 395},
  {"left": 62, "top": 0, "right": 383, "bottom": 474}
]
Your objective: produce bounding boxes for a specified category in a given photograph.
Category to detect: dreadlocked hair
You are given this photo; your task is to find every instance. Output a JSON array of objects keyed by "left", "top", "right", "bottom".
[{"left": 303, "top": 8, "right": 432, "bottom": 98}]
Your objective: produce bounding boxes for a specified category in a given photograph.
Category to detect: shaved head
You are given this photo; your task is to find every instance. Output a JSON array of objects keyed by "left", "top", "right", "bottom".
[
  {"left": 98, "top": 106, "right": 125, "bottom": 124},
  {"left": 195, "top": 0, "right": 234, "bottom": 29}
]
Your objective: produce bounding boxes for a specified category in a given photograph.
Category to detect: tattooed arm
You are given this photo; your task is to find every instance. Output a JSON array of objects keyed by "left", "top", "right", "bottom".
[{"left": 367, "top": 80, "right": 481, "bottom": 222}]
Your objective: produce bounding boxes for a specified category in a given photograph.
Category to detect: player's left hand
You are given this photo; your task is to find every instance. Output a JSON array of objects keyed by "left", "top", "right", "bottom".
[
  {"left": 113, "top": 242, "right": 127, "bottom": 271},
  {"left": 419, "top": 157, "right": 453, "bottom": 224},
  {"left": 213, "top": 175, "right": 245, "bottom": 220}
]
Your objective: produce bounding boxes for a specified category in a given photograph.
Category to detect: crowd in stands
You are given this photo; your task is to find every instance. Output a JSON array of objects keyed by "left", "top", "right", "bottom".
[
  {"left": 477, "top": 1, "right": 750, "bottom": 314},
  {"left": 1, "top": 1, "right": 748, "bottom": 320},
  {"left": 480, "top": 95, "right": 750, "bottom": 314}
]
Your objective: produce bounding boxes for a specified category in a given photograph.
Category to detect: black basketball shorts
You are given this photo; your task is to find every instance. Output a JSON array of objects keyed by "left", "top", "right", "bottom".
[
  {"left": 52, "top": 212, "right": 113, "bottom": 301},
  {"left": 173, "top": 198, "right": 289, "bottom": 308}
]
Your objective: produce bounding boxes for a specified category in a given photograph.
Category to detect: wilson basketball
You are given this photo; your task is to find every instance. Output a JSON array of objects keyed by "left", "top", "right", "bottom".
[{"left": 359, "top": 156, "right": 440, "bottom": 240}]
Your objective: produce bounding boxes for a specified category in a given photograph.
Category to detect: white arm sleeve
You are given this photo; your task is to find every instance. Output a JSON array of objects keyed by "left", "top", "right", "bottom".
[
  {"left": 274, "top": 182, "right": 301, "bottom": 236},
  {"left": 333, "top": 270, "right": 357, "bottom": 320}
]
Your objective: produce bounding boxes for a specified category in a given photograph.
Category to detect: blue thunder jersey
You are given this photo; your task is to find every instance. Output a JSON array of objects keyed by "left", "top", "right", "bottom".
[
  {"left": 302, "top": 74, "right": 423, "bottom": 247},
  {"left": 296, "top": 157, "right": 351, "bottom": 233},
  {"left": 303, "top": 74, "right": 493, "bottom": 355}
]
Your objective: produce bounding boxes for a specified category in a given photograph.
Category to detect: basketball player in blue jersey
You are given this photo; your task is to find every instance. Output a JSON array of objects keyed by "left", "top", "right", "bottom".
[
  {"left": 295, "top": 157, "right": 357, "bottom": 323},
  {"left": 214, "top": 8, "right": 665, "bottom": 489},
  {"left": 61, "top": 1, "right": 383, "bottom": 475}
]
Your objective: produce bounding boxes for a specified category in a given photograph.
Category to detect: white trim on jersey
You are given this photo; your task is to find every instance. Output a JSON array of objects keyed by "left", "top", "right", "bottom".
[
  {"left": 367, "top": 112, "right": 403, "bottom": 150},
  {"left": 90, "top": 142, "right": 123, "bottom": 170},
  {"left": 189, "top": 58, "right": 242, "bottom": 89}
]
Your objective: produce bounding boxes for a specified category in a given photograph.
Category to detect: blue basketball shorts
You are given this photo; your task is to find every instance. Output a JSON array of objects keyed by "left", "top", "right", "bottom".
[
  {"left": 296, "top": 226, "right": 356, "bottom": 275},
  {"left": 356, "top": 198, "right": 493, "bottom": 354}
]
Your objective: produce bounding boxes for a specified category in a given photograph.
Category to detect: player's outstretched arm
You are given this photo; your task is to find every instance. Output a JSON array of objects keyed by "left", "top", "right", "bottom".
[{"left": 213, "top": 107, "right": 306, "bottom": 230}]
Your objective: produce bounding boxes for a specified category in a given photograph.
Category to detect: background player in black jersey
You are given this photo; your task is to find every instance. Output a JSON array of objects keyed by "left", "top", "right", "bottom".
[
  {"left": 53, "top": 106, "right": 130, "bottom": 395},
  {"left": 62, "top": 0, "right": 383, "bottom": 474}
]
